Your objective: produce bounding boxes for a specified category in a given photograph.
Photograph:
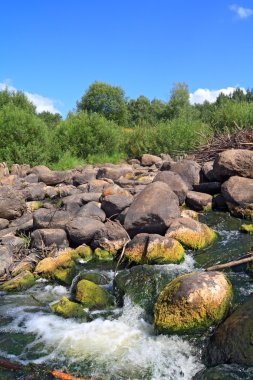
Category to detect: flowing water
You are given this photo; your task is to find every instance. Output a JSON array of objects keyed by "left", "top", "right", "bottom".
[{"left": 0, "top": 212, "right": 252, "bottom": 380}]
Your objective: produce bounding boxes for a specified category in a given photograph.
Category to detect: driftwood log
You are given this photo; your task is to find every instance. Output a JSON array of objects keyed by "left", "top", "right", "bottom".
[{"left": 205, "top": 251, "right": 253, "bottom": 272}]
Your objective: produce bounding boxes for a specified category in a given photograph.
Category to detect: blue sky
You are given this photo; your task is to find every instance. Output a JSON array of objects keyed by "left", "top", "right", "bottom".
[{"left": 0, "top": 0, "right": 253, "bottom": 116}]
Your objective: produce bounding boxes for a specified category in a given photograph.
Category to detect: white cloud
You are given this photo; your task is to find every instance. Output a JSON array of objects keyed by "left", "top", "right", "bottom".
[
  {"left": 190, "top": 86, "right": 246, "bottom": 105},
  {"left": 229, "top": 4, "right": 253, "bottom": 19},
  {"left": 0, "top": 82, "right": 61, "bottom": 114}
]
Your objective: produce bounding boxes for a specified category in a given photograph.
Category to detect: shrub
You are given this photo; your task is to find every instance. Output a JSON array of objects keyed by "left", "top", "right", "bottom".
[{"left": 212, "top": 101, "right": 253, "bottom": 132}]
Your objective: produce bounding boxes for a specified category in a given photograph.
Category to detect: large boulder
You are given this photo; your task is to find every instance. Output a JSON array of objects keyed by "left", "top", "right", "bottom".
[
  {"left": 66, "top": 217, "right": 106, "bottom": 246},
  {"left": 206, "top": 293, "right": 253, "bottom": 366},
  {"left": 75, "top": 279, "right": 113, "bottom": 309},
  {"left": 50, "top": 296, "right": 87, "bottom": 319},
  {"left": 31, "top": 228, "right": 69, "bottom": 249},
  {"left": 213, "top": 149, "right": 253, "bottom": 181},
  {"left": 31, "top": 165, "right": 73, "bottom": 185},
  {"left": 124, "top": 233, "right": 184, "bottom": 264},
  {"left": 101, "top": 193, "right": 133, "bottom": 218},
  {"left": 153, "top": 171, "right": 188, "bottom": 205},
  {"left": 202, "top": 161, "right": 216, "bottom": 182},
  {"left": 124, "top": 181, "right": 180, "bottom": 237},
  {"left": 33, "top": 209, "right": 73, "bottom": 229},
  {"left": 154, "top": 271, "right": 232, "bottom": 334},
  {"left": 0, "top": 246, "right": 13, "bottom": 276},
  {"left": 221, "top": 176, "right": 253, "bottom": 219},
  {"left": 92, "top": 220, "right": 129, "bottom": 254},
  {"left": 141, "top": 154, "right": 162, "bottom": 167},
  {"left": 0, "top": 186, "right": 26, "bottom": 220},
  {"left": 166, "top": 217, "right": 216, "bottom": 250},
  {"left": 168, "top": 160, "right": 201, "bottom": 189}
]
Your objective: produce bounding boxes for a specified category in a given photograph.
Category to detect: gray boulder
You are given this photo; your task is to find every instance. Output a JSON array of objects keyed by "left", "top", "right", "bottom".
[
  {"left": 213, "top": 149, "right": 253, "bottom": 181},
  {"left": 0, "top": 186, "right": 26, "bottom": 220},
  {"left": 31, "top": 228, "right": 69, "bottom": 249},
  {"left": 66, "top": 217, "right": 106, "bottom": 246},
  {"left": 153, "top": 171, "right": 188, "bottom": 205}
]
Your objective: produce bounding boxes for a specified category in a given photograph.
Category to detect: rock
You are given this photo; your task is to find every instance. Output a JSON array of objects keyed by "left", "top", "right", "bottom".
[
  {"left": 26, "top": 201, "right": 43, "bottom": 212},
  {"left": 11, "top": 164, "right": 30, "bottom": 177},
  {"left": 180, "top": 209, "right": 198, "bottom": 220},
  {"left": 124, "top": 181, "right": 180, "bottom": 237},
  {"left": 185, "top": 191, "right": 213, "bottom": 212},
  {"left": 0, "top": 162, "right": 9, "bottom": 179},
  {"left": 168, "top": 160, "right": 201, "bottom": 189},
  {"left": 221, "top": 176, "right": 253, "bottom": 219},
  {"left": 21, "top": 183, "right": 46, "bottom": 201},
  {"left": 241, "top": 224, "right": 253, "bottom": 233},
  {"left": 128, "top": 158, "right": 140, "bottom": 165},
  {"left": 101, "top": 183, "right": 130, "bottom": 197},
  {"left": 94, "top": 248, "right": 114, "bottom": 261},
  {"left": 50, "top": 296, "right": 87, "bottom": 319},
  {"left": 0, "top": 246, "right": 13, "bottom": 276},
  {"left": 23, "top": 173, "right": 39, "bottom": 183},
  {"left": 74, "top": 271, "right": 110, "bottom": 286},
  {"left": 202, "top": 161, "right": 216, "bottom": 182},
  {"left": 31, "top": 228, "right": 69, "bottom": 249},
  {"left": 153, "top": 171, "right": 188, "bottom": 205},
  {"left": 101, "top": 194, "right": 133, "bottom": 218},
  {"left": 76, "top": 202, "right": 106, "bottom": 222},
  {"left": 10, "top": 253, "right": 38, "bottom": 277},
  {"left": 32, "top": 165, "right": 73, "bottom": 185},
  {"left": 166, "top": 217, "right": 216, "bottom": 250},
  {"left": 124, "top": 233, "right": 184, "bottom": 264},
  {"left": 73, "top": 170, "right": 97, "bottom": 186},
  {"left": 62, "top": 193, "right": 101, "bottom": 208},
  {"left": 1, "top": 235, "right": 26, "bottom": 254},
  {"left": 193, "top": 182, "right": 221, "bottom": 195},
  {"left": 193, "top": 364, "right": 251, "bottom": 380},
  {"left": 97, "top": 164, "right": 133, "bottom": 180},
  {"left": 87, "top": 179, "right": 110, "bottom": 193},
  {"left": 66, "top": 217, "right": 106, "bottom": 246},
  {"left": 213, "top": 149, "right": 253, "bottom": 181},
  {"left": 0, "top": 271, "right": 36, "bottom": 292},
  {"left": 0, "top": 186, "right": 26, "bottom": 220},
  {"left": 154, "top": 271, "right": 232, "bottom": 334},
  {"left": 92, "top": 220, "right": 129, "bottom": 254},
  {"left": 212, "top": 194, "right": 228, "bottom": 211},
  {"left": 75, "top": 279, "right": 113, "bottom": 309},
  {"left": 206, "top": 293, "right": 253, "bottom": 366},
  {"left": 141, "top": 154, "right": 162, "bottom": 167},
  {"left": 9, "top": 213, "right": 33, "bottom": 232},
  {"left": 55, "top": 184, "right": 81, "bottom": 198},
  {"left": 33, "top": 209, "right": 73, "bottom": 229},
  {"left": 0, "top": 218, "right": 9, "bottom": 230}
]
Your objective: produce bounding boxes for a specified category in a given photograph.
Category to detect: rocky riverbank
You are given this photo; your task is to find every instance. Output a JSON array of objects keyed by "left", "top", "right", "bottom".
[{"left": 0, "top": 149, "right": 253, "bottom": 379}]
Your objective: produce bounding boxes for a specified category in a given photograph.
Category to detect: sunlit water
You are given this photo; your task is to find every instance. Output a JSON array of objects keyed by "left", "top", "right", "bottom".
[{"left": 0, "top": 212, "right": 252, "bottom": 379}]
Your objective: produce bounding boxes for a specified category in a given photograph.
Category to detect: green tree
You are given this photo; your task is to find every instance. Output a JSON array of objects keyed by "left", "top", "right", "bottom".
[
  {"left": 38, "top": 111, "right": 62, "bottom": 129},
  {"left": 0, "top": 88, "right": 36, "bottom": 114},
  {"left": 127, "top": 96, "right": 152, "bottom": 126},
  {"left": 77, "top": 81, "right": 128, "bottom": 126},
  {"left": 164, "top": 82, "right": 190, "bottom": 119}
]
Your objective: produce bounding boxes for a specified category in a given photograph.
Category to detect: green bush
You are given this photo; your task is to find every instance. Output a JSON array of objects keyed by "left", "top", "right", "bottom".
[
  {"left": 211, "top": 101, "right": 253, "bottom": 132},
  {"left": 125, "top": 114, "right": 212, "bottom": 157},
  {"left": 53, "top": 111, "right": 124, "bottom": 161},
  {"left": 0, "top": 104, "right": 50, "bottom": 165}
]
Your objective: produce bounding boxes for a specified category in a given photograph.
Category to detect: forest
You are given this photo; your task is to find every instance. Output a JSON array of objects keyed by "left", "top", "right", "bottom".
[{"left": 0, "top": 81, "right": 253, "bottom": 169}]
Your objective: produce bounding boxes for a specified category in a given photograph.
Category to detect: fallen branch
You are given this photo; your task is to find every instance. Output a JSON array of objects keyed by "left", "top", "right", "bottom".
[{"left": 205, "top": 252, "right": 253, "bottom": 271}]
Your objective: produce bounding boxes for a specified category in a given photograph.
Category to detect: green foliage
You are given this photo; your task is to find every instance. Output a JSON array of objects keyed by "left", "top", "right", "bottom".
[
  {"left": 77, "top": 81, "right": 128, "bottom": 126},
  {"left": 164, "top": 82, "right": 191, "bottom": 119},
  {"left": 0, "top": 104, "right": 50, "bottom": 165},
  {"left": 0, "top": 88, "right": 36, "bottom": 114},
  {"left": 38, "top": 111, "right": 62, "bottom": 129}
]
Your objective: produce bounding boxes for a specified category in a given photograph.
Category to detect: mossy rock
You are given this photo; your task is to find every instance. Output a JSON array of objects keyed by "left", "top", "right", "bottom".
[
  {"left": 75, "top": 279, "right": 114, "bottom": 310},
  {"left": 94, "top": 248, "right": 114, "bottom": 261},
  {"left": 124, "top": 233, "right": 185, "bottom": 265},
  {"left": 26, "top": 201, "right": 43, "bottom": 212},
  {"left": 154, "top": 271, "right": 233, "bottom": 334},
  {"left": 72, "top": 245, "right": 93, "bottom": 263},
  {"left": 77, "top": 271, "right": 110, "bottom": 285},
  {"left": 241, "top": 224, "right": 253, "bottom": 234},
  {"left": 166, "top": 217, "right": 216, "bottom": 250},
  {"left": 50, "top": 296, "right": 87, "bottom": 319},
  {"left": 0, "top": 271, "right": 36, "bottom": 292}
]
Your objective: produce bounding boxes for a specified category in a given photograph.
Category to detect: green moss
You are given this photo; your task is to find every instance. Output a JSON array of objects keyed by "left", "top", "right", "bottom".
[
  {"left": 146, "top": 240, "right": 185, "bottom": 264},
  {"left": 94, "top": 248, "right": 114, "bottom": 261},
  {"left": 75, "top": 279, "right": 114, "bottom": 309},
  {"left": 72, "top": 245, "right": 93, "bottom": 263},
  {"left": 241, "top": 224, "right": 253, "bottom": 234},
  {"left": 154, "top": 273, "right": 233, "bottom": 334},
  {"left": 0, "top": 271, "right": 36, "bottom": 292},
  {"left": 203, "top": 203, "right": 212, "bottom": 212},
  {"left": 53, "top": 264, "right": 77, "bottom": 285},
  {"left": 50, "top": 296, "right": 87, "bottom": 319},
  {"left": 169, "top": 225, "right": 216, "bottom": 250}
]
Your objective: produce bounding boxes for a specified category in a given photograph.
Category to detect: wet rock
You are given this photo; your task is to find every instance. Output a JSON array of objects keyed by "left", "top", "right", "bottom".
[
  {"left": 206, "top": 293, "right": 253, "bottom": 366},
  {"left": 92, "top": 220, "right": 129, "bottom": 254},
  {"left": 31, "top": 228, "right": 69, "bottom": 249},
  {"left": 213, "top": 149, "right": 253, "bottom": 181},
  {"left": 169, "top": 160, "right": 201, "bottom": 189},
  {"left": 153, "top": 171, "right": 188, "bottom": 205},
  {"left": 0, "top": 186, "right": 26, "bottom": 220},
  {"left": 101, "top": 193, "right": 133, "bottom": 218},
  {"left": 166, "top": 217, "right": 216, "bottom": 250},
  {"left": 124, "top": 181, "right": 180, "bottom": 237},
  {"left": 221, "top": 176, "right": 253, "bottom": 219},
  {"left": 50, "top": 296, "right": 87, "bottom": 319},
  {"left": 141, "top": 154, "right": 162, "bottom": 167},
  {"left": 0, "top": 271, "right": 36, "bottom": 292},
  {"left": 124, "top": 233, "right": 184, "bottom": 265},
  {"left": 185, "top": 191, "right": 212, "bottom": 212},
  {"left": 193, "top": 364, "right": 253, "bottom": 380},
  {"left": 66, "top": 217, "right": 106, "bottom": 246},
  {"left": 31, "top": 165, "right": 73, "bottom": 185},
  {"left": 154, "top": 271, "right": 232, "bottom": 334},
  {"left": 75, "top": 279, "right": 113, "bottom": 309}
]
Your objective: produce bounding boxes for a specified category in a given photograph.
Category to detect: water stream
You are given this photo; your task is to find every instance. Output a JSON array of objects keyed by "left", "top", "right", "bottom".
[{"left": 0, "top": 212, "right": 252, "bottom": 379}]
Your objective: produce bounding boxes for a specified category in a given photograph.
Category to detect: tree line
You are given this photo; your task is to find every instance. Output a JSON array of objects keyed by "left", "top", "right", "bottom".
[{"left": 0, "top": 81, "right": 253, "bottom": 168}]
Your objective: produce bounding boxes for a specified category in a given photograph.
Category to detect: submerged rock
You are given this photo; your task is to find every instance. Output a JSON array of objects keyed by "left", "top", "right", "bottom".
[
  {"left": 154, "top": 271, "right": 232, "bottom": 334},
  {"left": 50, "top": 296, "right": 87, "bottom": 319},
  {"left": 124, "top": 233, "right": 184, "bottom": 264},
  {"left": 166, "top": 217, "right": 216, "bottom": 250},
  {"left": 75, "top": 279, "right": 113, "bottom": 309}
]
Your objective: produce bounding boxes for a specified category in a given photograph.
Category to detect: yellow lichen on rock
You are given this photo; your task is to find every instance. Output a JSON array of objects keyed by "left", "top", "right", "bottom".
[{"left": 0, "top": 271, "right": 36, "bottom": 292}]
